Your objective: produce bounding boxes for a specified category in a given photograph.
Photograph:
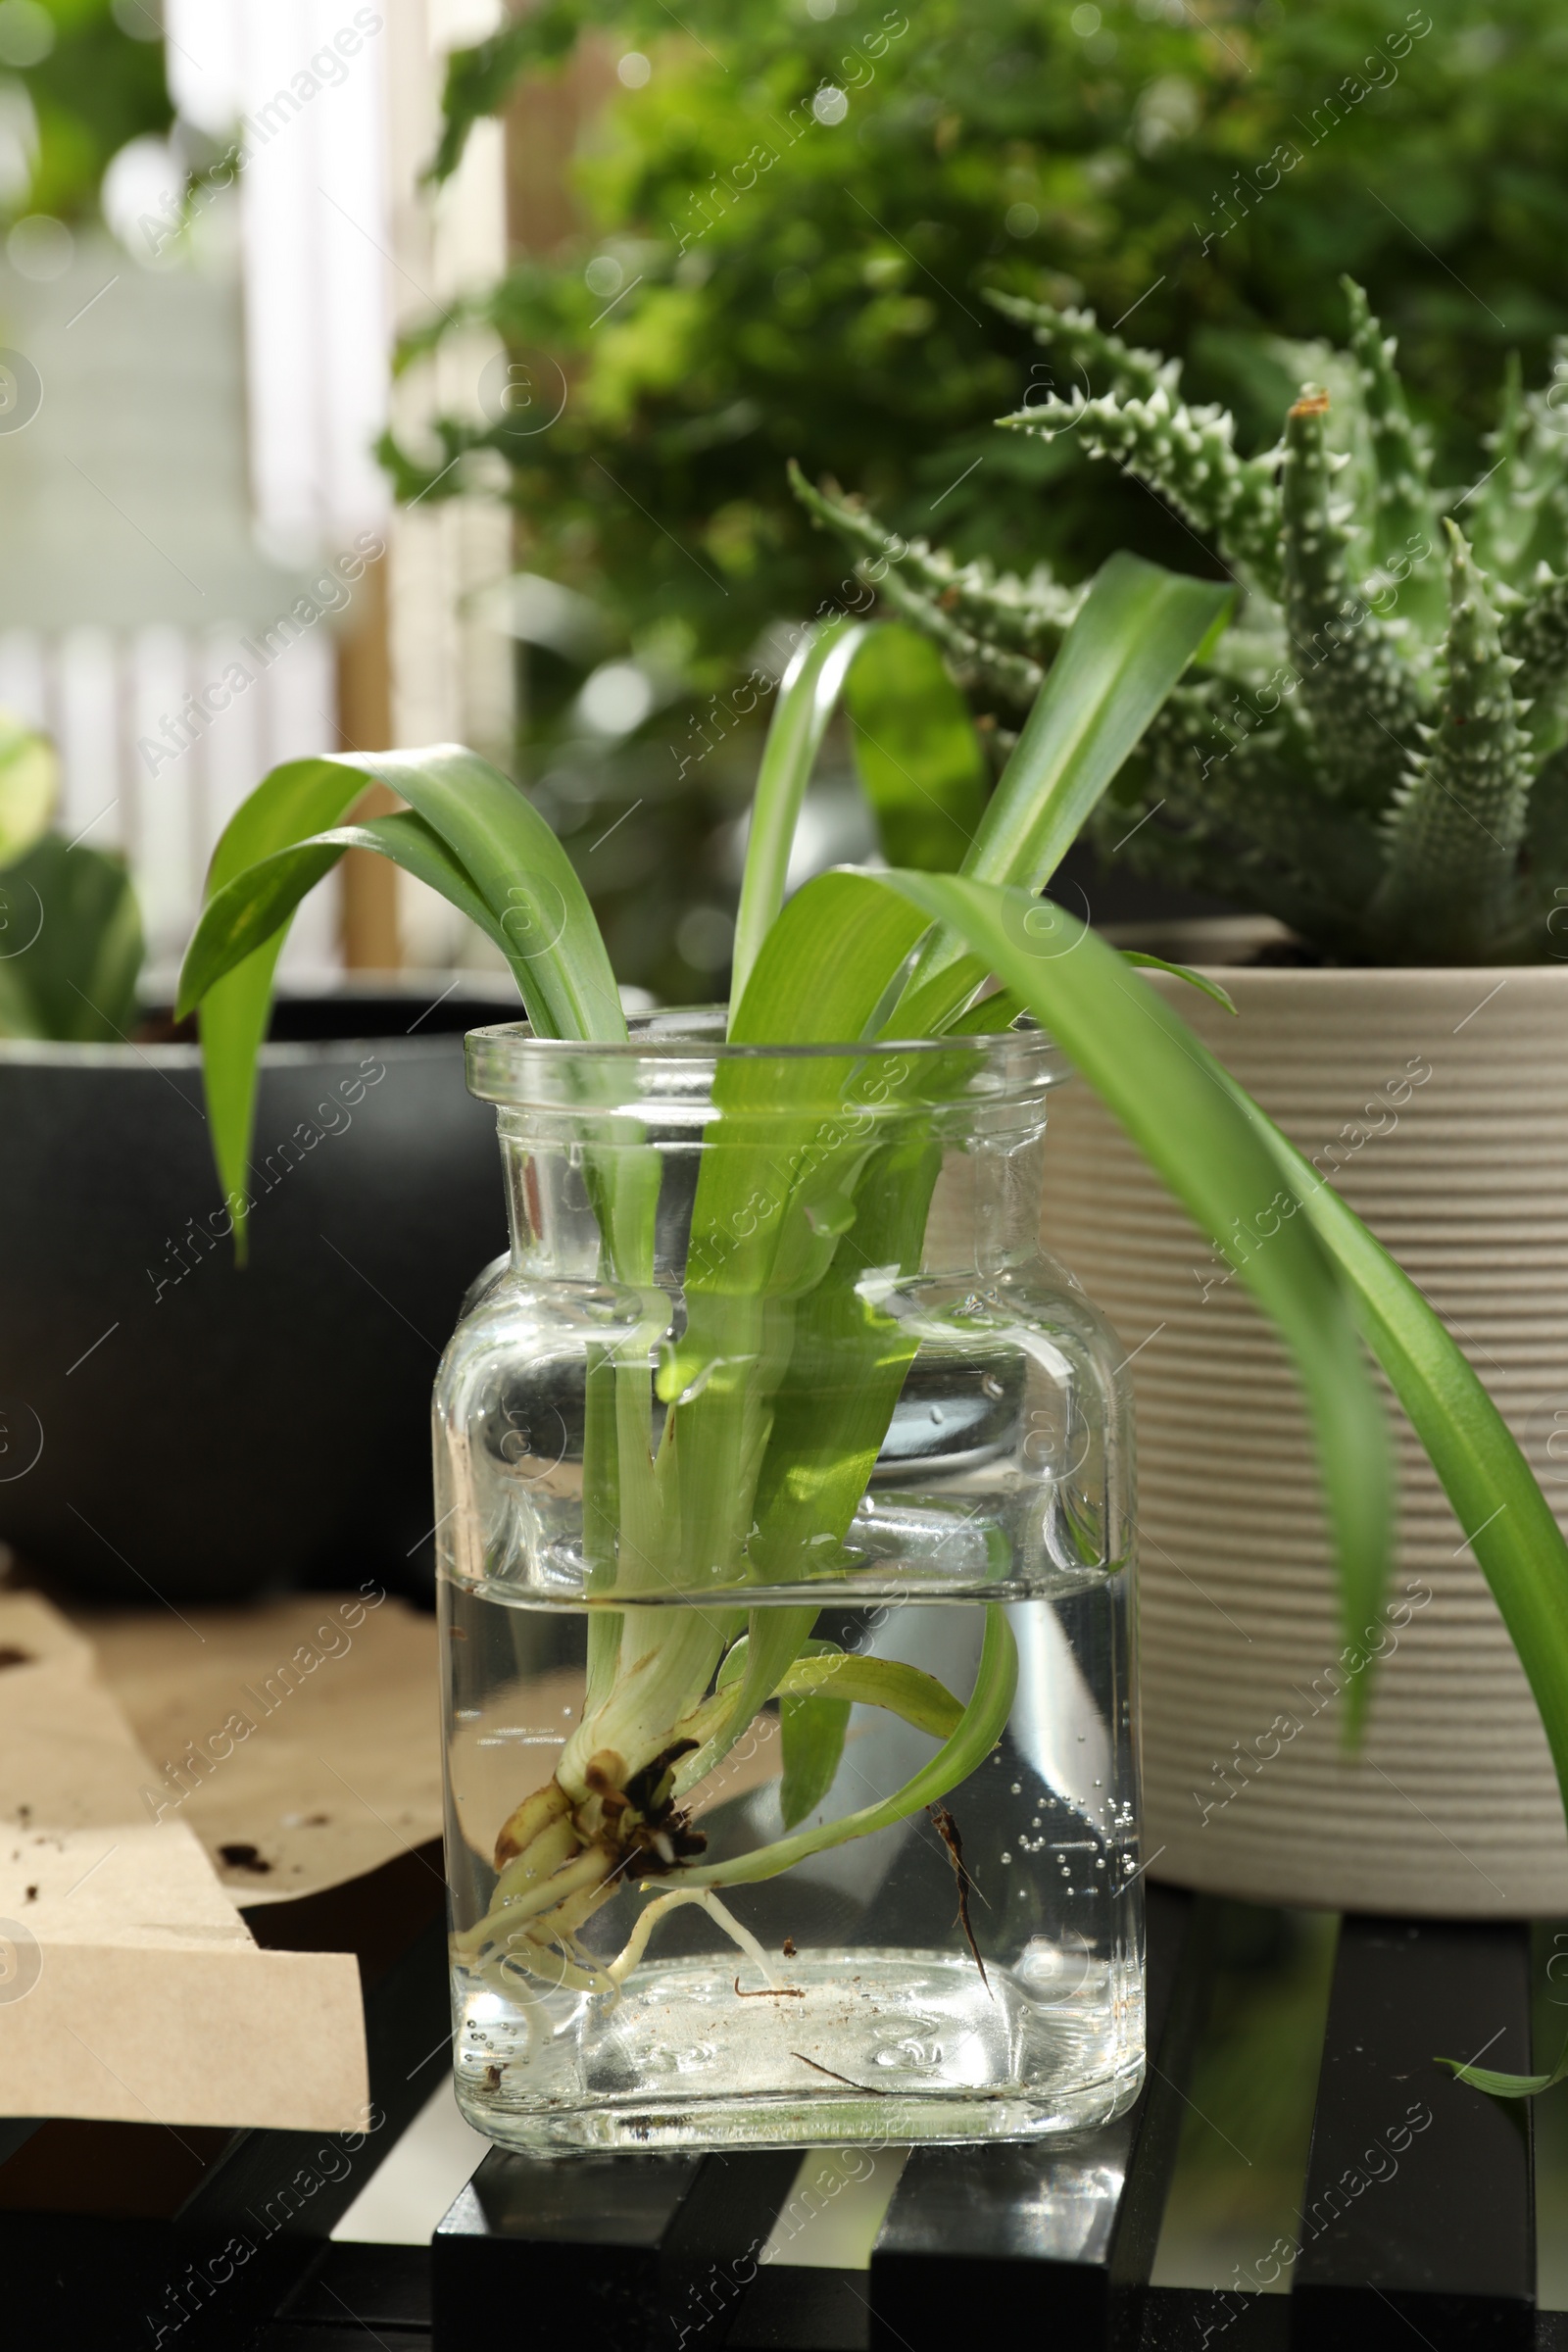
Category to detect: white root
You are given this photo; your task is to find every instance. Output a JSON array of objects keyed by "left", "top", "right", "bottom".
[
  {"left": 470, "top": 1925, "right": 613, "bottom": 2001},
  {"left": 608, "top": 1886, "right": 786, "bottom": 1990},
  {"left": 462, "top": 1865, "right": 786, "bottom": 2012},
  {"left": 465, "top": 1744, "right": 791, "bottom": 2009}
]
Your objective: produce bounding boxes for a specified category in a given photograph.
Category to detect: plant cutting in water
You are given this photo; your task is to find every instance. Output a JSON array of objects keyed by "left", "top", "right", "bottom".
[
  {"left": 177, "top": 550, "right": 1568, "bottom": 2078},
  {"left": 795, "top": 278, "right": 1568, "bottom": 966}
]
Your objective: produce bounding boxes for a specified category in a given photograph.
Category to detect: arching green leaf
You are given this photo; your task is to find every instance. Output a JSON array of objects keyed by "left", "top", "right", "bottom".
[
  {"left": 730, "top": 616, "right": 867, "bottom": 1006},
  {"left": 178, "top": 747, "right": 624, "bottom": 1257}
]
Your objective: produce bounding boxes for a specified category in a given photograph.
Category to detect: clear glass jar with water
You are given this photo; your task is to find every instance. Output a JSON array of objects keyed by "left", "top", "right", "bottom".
[{"left": 435, "top": 1012, "right": 1142, "bottom": 2153}]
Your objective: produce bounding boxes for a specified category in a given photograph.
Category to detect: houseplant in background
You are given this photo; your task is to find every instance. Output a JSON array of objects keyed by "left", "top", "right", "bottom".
[
  {"left": 414, "top": 0, "right": 1568, "bottom": 651},
  {"left": 797, "top": 278, "right": 1568, "bottom": 1920},
  {"left": 379, "top": 0, "right": 1568, "bottom": 1003},
  {"left": 0, "top": 712, "right": 511, "bottom": 1602},
  {"left": 0, "top": 710, "right": 142, "bottom": 1042},
  {"left": 176, "top": 548, "right": 1568, "bottom": 2145}
]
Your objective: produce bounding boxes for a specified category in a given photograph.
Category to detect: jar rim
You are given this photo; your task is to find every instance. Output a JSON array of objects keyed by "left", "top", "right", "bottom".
[{"left": 466, "top": 1004, "right": 1070, "bottom": 1106}]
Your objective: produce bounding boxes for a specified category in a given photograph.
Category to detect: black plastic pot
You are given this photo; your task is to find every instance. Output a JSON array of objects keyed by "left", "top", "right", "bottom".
[{"left": 0, "top": 986, "right": 515, "bottom": 1603}]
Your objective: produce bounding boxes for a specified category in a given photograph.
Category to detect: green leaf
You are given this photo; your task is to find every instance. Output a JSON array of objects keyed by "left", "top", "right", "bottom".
[
  {"left": 845, "top": 623, "right": 989, "bottom": 871},
  {"left": 697, "top": 1125, "right": 945, "bottom": 1781},
  {"left": 778, "top": 1691, "right": 852, "bottom": 1828},
  {"left": 1371, "top": 520, "right": 1534, "bottom": 957},
  {"left": 427, "top": 5, "right": 580, "bottom": 182},
  {"left": 742, "top": 1121, "right": 941, "bottom": 1587},
  {"left": 636, "top": 874, "right": 906, "bottom": 1657},
  {"left": 867, "top": 870, "right": 1395, "bottom": 1699},
  {"left": 0, "top": 713, "right": 57, "bottom": 868},
  {"left": 180, "top": 839, "right": 349, "bottom": 1008},
  {"left": 657, "top": 875, "right": 945, "bottom": 1784},
  {"left": 178, "top": 746, "right": 625, "bottom": 1258},
  {"left": 674, "top": 831, "right": 1339, "bottom": 1772},
  {"left": 941, "top": 974, "right": 1024, "bottom": 1034},
  {"left": 371, "top": 747, "right": 624, "bottom": 1041},
  {"left": 893, "top": 550, "right": 1232, "bottom": 1027},
  {"left": 664, "top": 866, "right": 929, "bottom": 1386},
  {"left": 181, "top": 755, "right": 408, "bottom": 1259},
  {"left": 985, "top": 288, "right": 1175, "bottom": 403},
  {"left": 1120, "top": 950, "right": 1238, "bottom": 1013},
  {"left": 0, "top": 836, "right": 142, "bottom": 1043},
  {"left": 714, "top": 1633, "right": 755, "bottom": 1692},
  {"left": 179, "top": 810, "right": 512, "bottom": 1012},
  {"left": 1281, "top": 389, "right": 1426, "bottom": 810},
  {"left": 965, "top": 552, "right": 1233, "bottom": 891},
  {"left": 730, "top": 617, "right": 867, "bottom": 1007},
  {"left": 676, "top": 1604, "right": 1017, "bottom": 1890},
  {"left": 1439, "top": 2041, "right": 1568, "bottom": 2099},
  {"left": 777, "top": 1650, "right": 966, "bottom": 1739},
  {"left": 710, "top": 1637, "right": 966, "bottom": 1740}
]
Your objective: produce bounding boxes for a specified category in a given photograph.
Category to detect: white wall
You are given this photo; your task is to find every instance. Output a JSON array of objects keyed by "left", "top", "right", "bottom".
[{"left": 0, "top": 226, "right": 348, "bottom": 981}]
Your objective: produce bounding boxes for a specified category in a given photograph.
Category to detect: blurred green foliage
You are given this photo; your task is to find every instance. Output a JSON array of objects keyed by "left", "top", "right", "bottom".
[
  {"left": 0, "top": 709, "right": 144, "bottom": 1042},
  {"left": 844, "top": 625, "right": 990, "bottom": 869},
  {"left": 410, "top": 0, "right": 1568, "bottom": 637},
  {"left": 0, "top": 831, "right": 145, "bottom": 1038},
  {"left": 5, "top": 0, "right": 172, "bottom": 224},
  {"left": 387, "top": 0, "right": 1568, "bottom": 991}
]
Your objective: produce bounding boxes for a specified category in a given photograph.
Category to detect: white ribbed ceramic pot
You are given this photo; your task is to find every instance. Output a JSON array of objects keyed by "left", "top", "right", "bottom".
[{"left": 1042, "top": 939, "right": 1568, "bottom": 1917}]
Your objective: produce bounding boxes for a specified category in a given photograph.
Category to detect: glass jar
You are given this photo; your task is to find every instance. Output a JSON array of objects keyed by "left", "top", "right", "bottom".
[{"left": 435, "top": 1010, "right": 1141, "bottom": 2154}]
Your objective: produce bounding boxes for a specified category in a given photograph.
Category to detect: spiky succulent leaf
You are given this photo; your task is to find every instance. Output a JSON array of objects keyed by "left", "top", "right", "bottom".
[
  {"left": 1373, "top": 521, "right": 1534, "bottom": 958},
  {"left": 998, "top": 376, "right": 1284, "bottom": 598},
  {"left": 1502, "top": 566, "right": 1568, "bottom": 754},
  {"left": 1339, "top": 277, "right": 1446, "bottom": 634},
  {"left": 801, "top": 302, "right": 1568, "bottom": 966},
  {"left": 1524, "top": 743, "right": 1568, "bottom": 926},
  {"left": 1468, "top": 354, "right": 1539, "bottom": 586},
  {"left": 1513, "top": 346, "right": 1568, "bottom": 579},
  {"left": 1281, "top": 389, "right": 1427, "bottom": 808},
  {"left": 858, "top": 542, "right": 1048, "bottom": 710},
  {"left": 984, "top": 289, "right": 1180, "bottom": 405},
  {"left": 1119, "top": 688, "right": 1383, "bottom": 953},
  {"left": 1083, "top": 781, "right": 1264, "bottom": 914},
  {"left": 788, "top": 461, "right": 1081, "bottom": 663}
]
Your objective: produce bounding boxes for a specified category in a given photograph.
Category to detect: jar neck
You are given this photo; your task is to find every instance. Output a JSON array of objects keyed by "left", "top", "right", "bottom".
[
  {"left": 498, "top": 1119, "right": 1052, "bottom": 1287},
  {"left": 470, "top": 1015, "right": 1067, "bottom": 1288}
]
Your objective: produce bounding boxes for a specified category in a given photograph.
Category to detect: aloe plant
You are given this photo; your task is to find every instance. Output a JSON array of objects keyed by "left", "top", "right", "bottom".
[
  {"left": 794, "top": 277, "right": 1568, "bottom": 967},
  {"left": 177, "top": 552, "right": 1568, "bottom": 2016}
]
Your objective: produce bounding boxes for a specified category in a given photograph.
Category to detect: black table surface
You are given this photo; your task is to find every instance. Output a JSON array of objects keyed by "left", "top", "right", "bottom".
[{"left": 4, "top": 1848, "right": 1564, "bottom": 2352}]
